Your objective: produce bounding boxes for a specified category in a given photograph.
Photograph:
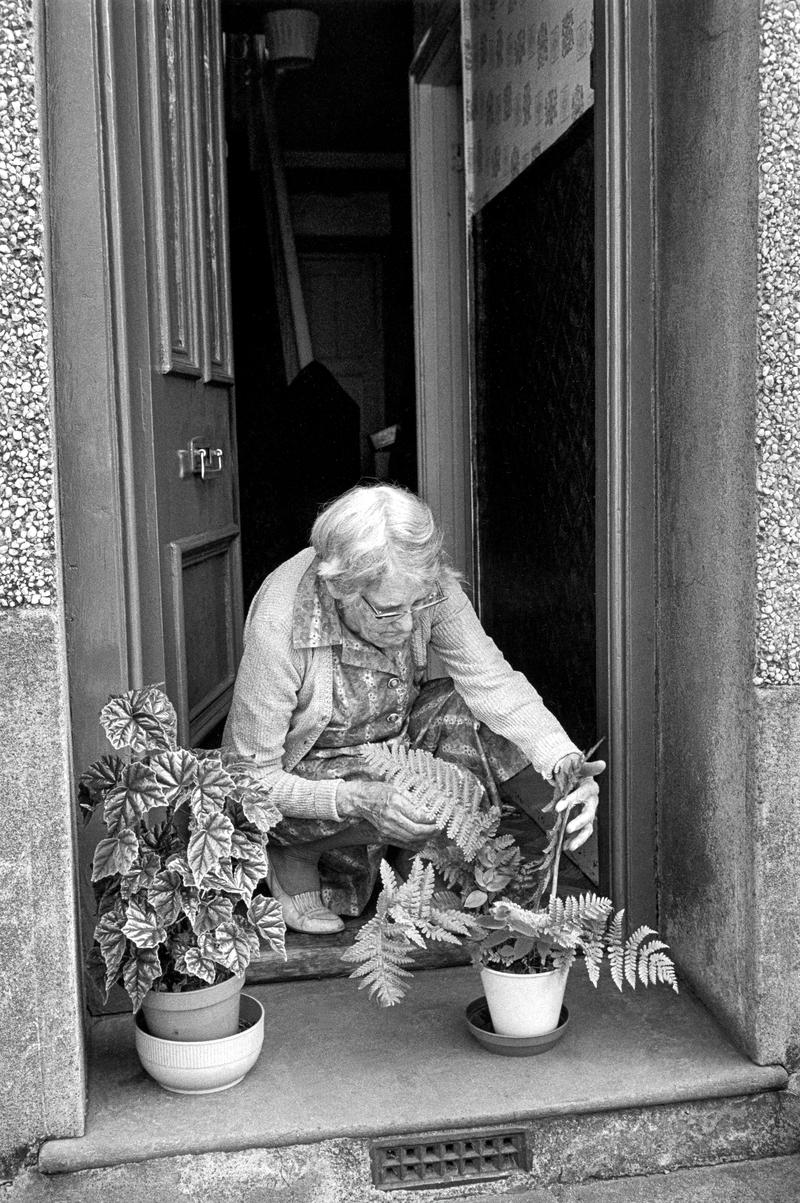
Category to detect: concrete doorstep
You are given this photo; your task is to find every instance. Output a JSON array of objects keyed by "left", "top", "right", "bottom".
[{"left": 12, "top": 967, "right": 799, "bottom": 1201}]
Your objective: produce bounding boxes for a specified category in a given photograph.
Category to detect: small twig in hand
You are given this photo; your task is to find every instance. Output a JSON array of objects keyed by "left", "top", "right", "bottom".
[{"left": 528, "top": 739, "right": 605, "bottom": 909}]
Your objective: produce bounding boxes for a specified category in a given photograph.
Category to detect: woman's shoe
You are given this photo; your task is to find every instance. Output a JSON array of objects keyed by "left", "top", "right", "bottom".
[{"left": 266, "top": 863, "right": 345, "bottom": 935}]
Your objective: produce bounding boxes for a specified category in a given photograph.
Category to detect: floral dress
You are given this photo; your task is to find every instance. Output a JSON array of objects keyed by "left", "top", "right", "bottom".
[{"left": 269, "top": 607, "right": 528, "bottom": 916}]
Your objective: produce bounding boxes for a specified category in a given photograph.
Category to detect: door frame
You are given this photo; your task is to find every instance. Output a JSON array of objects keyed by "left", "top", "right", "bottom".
[
  {"left": 42, "top": 0, "right": 167, "bottom": 782},
  {"left": 409, "top": 0, "right": 475, "bottom": 592},
  {"left": 409, "top": 0, "right": 659, "bottom": 921},
  {"left": 594, "top": 0, "right": 658, "bottom": 922}
]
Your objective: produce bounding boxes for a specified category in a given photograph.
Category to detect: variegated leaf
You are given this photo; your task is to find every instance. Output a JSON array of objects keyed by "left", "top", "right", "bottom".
[
  {"left": 199, "top": 857, "right": 244, "bottom": 897},
  {"left": 200, "top": 920, "right": 251, "bottom": 975},
  {"left": 181, "top": 888, "right": 200, "bottom": 924},
  {"left": 230, "top": 828, "right": 266, "bottom": 861},
  {"left": 148, "top": 869, "right": 183, "bottom": 925},
  {"left": 187, "top": 812, "right": 233, "bottom": 885},
  {"left": 193, "top": 895, "right": 234, "bottom": 933},
  {"left": 164, "top": 854, "right": 195, "bottom": 887},
  {"left": 177, "top": 945, "right": 217, "bottom": 985},
  {"left": 79, "top": 755, "right": 125, "bottom": 813},
  {"left": 123, "top": 948, "right": 162, "bottom": 1012},
  {"left": 103, "top": 762, "right": 165, "bottom": 833},
  {"left": 190, "top": 759, "right": 236, "bottom": 822},
  {"left": 233, "top": 840, "right": 268, "bottom": 881},
  {"left": 120, "top": 850, "right": 160, "bottom": 898},
  {"left": 238, "top": 791, "right": 282, "bottom": 834},
  {"left": 231, "top": 858, "right": 262, "bottom": 904},
  {"left": 100, "top": 686, "right": 177, "bottom": 754},
  {"left": 122, "top": 900, "right": 166, "bottom": 950},
  {"left": 224, "top": 757, "right": 271, "bottom": 795},
  {"left": 91, "top": 829, "right": 140, "bottom": 881},
  {"left": 149, "top": 749, "right": 199, "bottom": 806},
  {"left": 248, "top": 895, "right": 286, "bottom": 958},
  {"left": 94, "top": 906, "right": 127, "bottom": 996}
]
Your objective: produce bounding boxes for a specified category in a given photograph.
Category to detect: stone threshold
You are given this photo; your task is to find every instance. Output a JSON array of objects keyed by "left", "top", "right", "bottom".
[{"left": 38, "top": 965, "right": 791, "bottom": 1179}]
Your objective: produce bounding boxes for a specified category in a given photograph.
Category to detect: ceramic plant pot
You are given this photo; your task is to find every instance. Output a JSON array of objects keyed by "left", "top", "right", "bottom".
[
  {"left": 140, "top": 973, "right": 244, "bottom": 1042},
  {"left": 479, "top": 963, "right": 570, "bottom": 1038},
  {"left": 264, "top": 9, "right": 320, "bottom": 68},
  {"left": 135, "top": 993, "right": 264, "bottom": 1094}
]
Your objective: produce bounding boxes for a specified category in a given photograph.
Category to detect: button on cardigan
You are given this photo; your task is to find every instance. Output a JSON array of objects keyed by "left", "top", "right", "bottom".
[{"left": 222, "top": 548, "right": 581, "bottom": 821}]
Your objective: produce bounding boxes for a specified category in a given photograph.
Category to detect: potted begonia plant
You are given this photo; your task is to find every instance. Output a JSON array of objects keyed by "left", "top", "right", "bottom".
[
  {"left": 80, "top": 684, "right": 286, "bottom": 1092},
  {"left": 342, "top": 744, "right": 677, "bottom": 1041}
]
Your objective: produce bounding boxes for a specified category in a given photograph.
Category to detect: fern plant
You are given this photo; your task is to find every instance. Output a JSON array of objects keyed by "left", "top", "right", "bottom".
[
  {"left": 342, "top": 740, "right": 678, "bottom": 1004},
  {"left": 80, "top": 685, "right": 287, "bottom": 1011}
]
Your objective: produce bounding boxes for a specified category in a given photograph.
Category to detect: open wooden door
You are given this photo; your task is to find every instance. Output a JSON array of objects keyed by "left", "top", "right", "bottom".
[
  {"left": 101, "top": 0, "right": 242, "bottom": 747},
  {"left": 140, "top": 0, "right": 242, "bottom": 745}
]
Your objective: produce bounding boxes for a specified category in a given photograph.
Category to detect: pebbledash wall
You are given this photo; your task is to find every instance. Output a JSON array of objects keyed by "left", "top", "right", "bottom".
[
  {"left": 655, "top": 0, "right": 800, "bottom": 1069},
  {"left": 751, "top": 0, "right": 800, "bottom": 1066},
  {"left": 0, "top": 0, "right": 85, "bottom": 1168}
]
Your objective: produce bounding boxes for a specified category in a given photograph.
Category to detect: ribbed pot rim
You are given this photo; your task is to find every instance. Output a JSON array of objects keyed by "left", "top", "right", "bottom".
[
  {"left": 479, "top": 963, "right": 565, "bottom": 980},
  {"left": 137, "top": 987, "right": 254, "bottom": 1047},
  {"left": 142, "top": 972, "right": 244, "bottom": 1014}
]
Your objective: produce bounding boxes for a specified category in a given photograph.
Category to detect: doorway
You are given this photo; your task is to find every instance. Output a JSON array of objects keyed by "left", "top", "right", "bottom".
[{"left": 48, "top": 0, "right": 659, "bottom": 1010}]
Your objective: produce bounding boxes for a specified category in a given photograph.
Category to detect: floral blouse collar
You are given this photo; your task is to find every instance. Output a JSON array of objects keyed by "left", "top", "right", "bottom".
[{"left": 292, "top": 556, "right": 343, "bottom": 650}]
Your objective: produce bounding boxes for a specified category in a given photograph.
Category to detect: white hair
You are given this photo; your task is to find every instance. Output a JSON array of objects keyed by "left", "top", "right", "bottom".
[{"left": 311, "top": 485, "right": 455, "bottom": 600}]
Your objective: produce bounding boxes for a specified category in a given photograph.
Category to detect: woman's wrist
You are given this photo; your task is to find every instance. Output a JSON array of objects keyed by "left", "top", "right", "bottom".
[{"left": 334, "top": 780, "right": 363, "bottom": 820}]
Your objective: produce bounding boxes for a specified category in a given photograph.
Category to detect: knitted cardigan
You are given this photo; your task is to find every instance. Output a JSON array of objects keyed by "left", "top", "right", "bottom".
[{"left": 222, "top": 548, "right": 580, "bottom": 821}]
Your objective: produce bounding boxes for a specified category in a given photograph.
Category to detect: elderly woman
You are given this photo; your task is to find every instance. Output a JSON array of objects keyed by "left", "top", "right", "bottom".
[{"left": 224, "top": 484, "right": 603, "bottom": 934}]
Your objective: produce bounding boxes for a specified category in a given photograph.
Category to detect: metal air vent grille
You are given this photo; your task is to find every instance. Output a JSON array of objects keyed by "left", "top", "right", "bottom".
[{"left": 370, "top": 1128, "right": 528, "bottom": 1190}]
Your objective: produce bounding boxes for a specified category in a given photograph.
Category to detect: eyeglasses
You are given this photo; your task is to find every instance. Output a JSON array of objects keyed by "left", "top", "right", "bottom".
[{"left": 360, "top": 583, "right": 445, "bottom": 622}]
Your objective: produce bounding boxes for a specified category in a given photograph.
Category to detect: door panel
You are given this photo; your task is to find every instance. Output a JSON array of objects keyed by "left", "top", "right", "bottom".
[
  {"left": 136, "top": 0, "right": 241, "bottom": 744},
  {"left": 167, "top": 524, "right": 242, "bottom": 740}
]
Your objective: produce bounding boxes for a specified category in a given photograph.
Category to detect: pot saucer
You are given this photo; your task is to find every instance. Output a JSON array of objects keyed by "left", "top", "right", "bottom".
[{"left": 465, "top": 996, "right": 570, "bottom": 1056}]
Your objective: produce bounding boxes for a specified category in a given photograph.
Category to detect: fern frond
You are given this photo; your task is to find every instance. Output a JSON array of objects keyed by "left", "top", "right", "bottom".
[
  {"left": 624, "top": 925, "right": 658, "bottom": 989},
  {"left": 361, "top": 743, "right": 489, "bottom": 860},
  {"left": 582, "top": 936, "right": 605, "bottom": 986},
  {"left": 341, "top": 914, "right": 416, "bottom": 1006},
  {"left": 395, "top": 857, "right": 435, "bottom": 918},
  {"left": 607, "top": 909, "right": 625, "bottom": 989},
  {"left": 379, "top": 860, "right": 400, "bottom": 897},
  {"left": 428, "top": 906, "right": 478, "bottom": 937},
  {"left": 416, "top": 922, "right": 462, "bottom": 945}
]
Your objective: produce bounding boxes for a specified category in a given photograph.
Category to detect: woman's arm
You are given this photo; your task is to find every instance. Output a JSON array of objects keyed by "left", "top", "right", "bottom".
[
  {"left": 224, "top": 604, "right": 342, "bottom": 821},
  {"left": 428, "top": 583, "right": 581, "bottom": 781}
]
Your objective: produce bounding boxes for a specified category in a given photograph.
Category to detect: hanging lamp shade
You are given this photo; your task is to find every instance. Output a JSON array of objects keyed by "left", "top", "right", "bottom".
[{"left": 264, "top": 9, "right": 320, "bottom": 69}]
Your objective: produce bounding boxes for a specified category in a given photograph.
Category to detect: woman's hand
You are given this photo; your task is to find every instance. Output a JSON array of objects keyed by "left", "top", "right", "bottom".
[
  {"left": 553, "top": 754, "right": 606, "bottom": 851},
  {"left": 336, "top": 780, "right": 439, "bottom": 847}
]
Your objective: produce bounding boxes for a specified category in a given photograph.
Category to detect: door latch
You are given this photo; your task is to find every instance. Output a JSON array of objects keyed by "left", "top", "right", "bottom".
[{"left": 177, "top": 436, "right": 224, "bottom": 480}]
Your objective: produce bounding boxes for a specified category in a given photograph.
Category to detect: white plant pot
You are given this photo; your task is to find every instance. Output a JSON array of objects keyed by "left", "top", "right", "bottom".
[
  {"left": 135, "top": 993, "right": 264, "bottom": 1094},
  {"left": 480, "top": 964, "right": 569, "bottom": 1038},
  {"left": 140, "top": 973, "right": 243, "bottom": 1042}
]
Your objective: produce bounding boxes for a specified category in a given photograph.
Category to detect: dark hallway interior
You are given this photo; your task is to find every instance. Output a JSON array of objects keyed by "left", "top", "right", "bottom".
[{"left": 222, "top": 0, "right": 418, "bottom": 605}]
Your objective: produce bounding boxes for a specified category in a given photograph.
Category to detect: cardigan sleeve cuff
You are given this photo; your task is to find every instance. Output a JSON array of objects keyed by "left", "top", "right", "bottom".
[
  {"left": 531, "top": 733, "right": 582, "bottom": 784},
  {"left": 310, "top": 777, "right": 343, "bottom": 822}
]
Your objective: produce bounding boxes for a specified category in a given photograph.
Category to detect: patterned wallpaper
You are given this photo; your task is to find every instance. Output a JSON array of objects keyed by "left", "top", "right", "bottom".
[{"left": 461, "top": 0, "right": 593, "bottom": 213}]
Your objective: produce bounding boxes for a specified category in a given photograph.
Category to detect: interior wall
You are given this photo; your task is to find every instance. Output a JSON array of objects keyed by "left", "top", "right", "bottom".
[{"left": 653, "top": 0, "right": 763, "bottom": 1057}]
